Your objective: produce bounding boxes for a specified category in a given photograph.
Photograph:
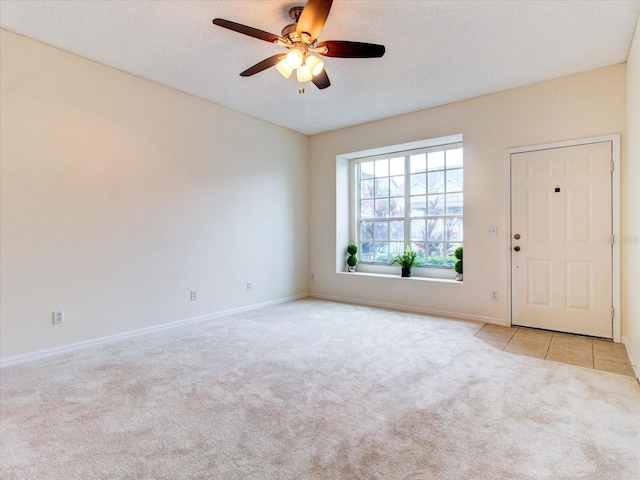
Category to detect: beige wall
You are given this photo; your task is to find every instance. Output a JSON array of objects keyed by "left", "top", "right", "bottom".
[
  {"left": 625, "top": 17, "right": 640, "bottom": 379},
  {"left": 0, "top": 30, "right": 309, "bottom": 360},
  {"left": 309, "top": 65, "right": 627, "bottom": 330}
]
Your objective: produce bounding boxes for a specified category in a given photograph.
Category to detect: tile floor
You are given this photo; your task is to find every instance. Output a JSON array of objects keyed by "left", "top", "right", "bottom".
[{"left": 475, "top": 324, "right": 636, "bottom": 377}]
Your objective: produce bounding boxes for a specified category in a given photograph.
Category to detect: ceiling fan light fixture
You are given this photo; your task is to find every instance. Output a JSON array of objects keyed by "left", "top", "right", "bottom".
[
  {"left": 213, "top": 0, "right": 386, "bottom": 91},
  {"left": 296, "top": 64, "right": 313, "bottom": 83},
  {"left": 285, "top": 48, "right": 304, "bottom": 69},
  {"left": 305, "top": 55, "right": 324, "bottom": 77},
  {"left": 276, "top": 59, "right": 293, "bottom": 78}
]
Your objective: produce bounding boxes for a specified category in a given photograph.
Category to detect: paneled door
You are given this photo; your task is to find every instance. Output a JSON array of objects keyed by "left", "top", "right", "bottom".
[{"left": 510, "top": 142, "right": 612, "bottom": 338}]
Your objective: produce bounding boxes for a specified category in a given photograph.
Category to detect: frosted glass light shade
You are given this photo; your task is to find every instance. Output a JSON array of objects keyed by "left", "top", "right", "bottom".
[
  {"left": 305, "top": 55, "right": 324, "bottom": 77},
  {"left": 285, "top": 49, "right": 304, "bottom": 69},
  {"left": 276, "top": 59, "right": 293, "bottom": 78},
  {"left": 296, "top": 64, "right": 313, "bottom": 83}
]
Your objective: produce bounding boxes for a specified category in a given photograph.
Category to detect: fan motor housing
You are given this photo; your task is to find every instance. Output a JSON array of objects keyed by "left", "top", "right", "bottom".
[{"left": 281, "top": 23, "right": 299, "bottom": 42}]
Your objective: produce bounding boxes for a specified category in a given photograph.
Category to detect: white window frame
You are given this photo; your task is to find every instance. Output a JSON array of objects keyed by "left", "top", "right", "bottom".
[{"left": 347, "top": 135, "right": 463, "bottom": 279}]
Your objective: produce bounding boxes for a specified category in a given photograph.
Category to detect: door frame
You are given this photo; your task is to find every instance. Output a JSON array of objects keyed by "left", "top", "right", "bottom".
[{"left": 505, "top": 134, "right": 621, "bottom": 342}]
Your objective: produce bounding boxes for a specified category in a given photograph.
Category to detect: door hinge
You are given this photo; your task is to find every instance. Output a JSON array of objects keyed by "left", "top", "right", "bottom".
[
  {"left": 611, "top": 306, "right": 615, "bottom": 319},
  {"left": 611, "top": 161, "right": 615, "bottom": 173},
  {"left": 611, "top": 234, "right": 615, "bottom": 246}
]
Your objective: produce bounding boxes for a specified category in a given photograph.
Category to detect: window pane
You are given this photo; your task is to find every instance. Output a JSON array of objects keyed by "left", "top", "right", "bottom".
[
  {"left": 445, "top": 243, "right": 462, "bottom": 266},
  {"left": 390, "top": 242, "right": 404, "bottom": 256},
  {"left": 410, "top": 173, "right": 426, "bottom": 195},
  {"left": 446, "top": 148, "right": 463, "bottom": 168},
  {"left": 373, "top": 242, "right": 389, "bottom": 263},
  {"left": 446, "top": 193, "right": 463, "bottom": 215},
  {"left": 375, "top": 199, "right": 389, "bottom": 217},
  {"left": 446, "top": 168, "right": 463, "bottom": 192},
  {"left": 410, "top": 153, "right": 426, "bottom": 173},
  {"left": 427, "top": 194, "right": 444, "bottom": 216},
  {"left": 389, "top": 197, "right": 404, "bottom": 217},
  {"left": 360, "top": 161, "right": 374, "bottom": 179},
  {"left": 428, "top": 170, "right": 445, "bottom": 193},
  {"left": 411, "top": 242, "right": 426, "bottom": 256},
  {"left": 375, "top": 159, "right": 388, "bottom": 177},
  {"left": 361, "top": 199, "right": 374, "bottom": 218},
  {"left": 427, "top": 218, "right": 444, "bottom": 240},
  {"left": 446, "top": 218, "right": 463, "bottom": 241},
  {"left": 389, "top": 220, "right": 404, "bottom": 241},
  {"left": 374, "top": 221, "right": 388, "bottom": 241},
  {"left": 361, "top": 242, "right": 373, "bottom": 262},
  {"left": 426, "top": 242, "right": 445, "bottom": 265},
  {"left": 428, "top": 151, "right": 445, "bottom": 171},
  {"left": 410, "top": 220, "right": 426, "bottom": 241},
  {"left": 410, "top": 196, "right": 426, "bottom": 217},
  {"left": 390, "top": 175, "right": 405, "bottom": 196},
  {"left": 360, "top": 179, "right": 374, "bottom": 199},
  {"left": 360, "top": 221, "right": 373, "bottom": 240},
  {"left": 375, "top": 178, "right": 389, "bottom": 197},
  {"left": 389, "top": 157, "right": 405, "bottom": 176}
]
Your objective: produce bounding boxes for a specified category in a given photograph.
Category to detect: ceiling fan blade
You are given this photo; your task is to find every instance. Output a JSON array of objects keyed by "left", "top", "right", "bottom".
[
  {"left": 312, "top": 69, "right": 331, "bottom": 89},
  {"left": 297, "top": 0, "right": 333, "bottom": 41},
  {"left": 317, "top": 40, "right": 386, "bottom": 58},
  {"left": 213, "top": 18, "right": 282, "bottom": 43},
  {"left": 240, "top": 55, "right": 283, "bottom": 77}
]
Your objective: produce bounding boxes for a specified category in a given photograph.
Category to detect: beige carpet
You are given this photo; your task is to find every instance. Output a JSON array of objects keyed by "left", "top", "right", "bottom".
[{"left": 1, "top": 299, "right": 639, "bottom": 479}]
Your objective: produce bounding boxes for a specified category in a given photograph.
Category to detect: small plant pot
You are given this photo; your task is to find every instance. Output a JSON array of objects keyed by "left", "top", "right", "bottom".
[
  {"left": 401, "top": 267, "right": 412, "bottom": 277},
  {"left": 348, "top": 265, "right": 356, "bottom": 273},
  {"left": 455, "top": 273, "right": 463, "bottom": 281}
]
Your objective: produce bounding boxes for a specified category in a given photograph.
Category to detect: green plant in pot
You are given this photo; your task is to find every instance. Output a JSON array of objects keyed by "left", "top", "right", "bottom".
[
  {"left": 347, "top": 244, "right": 358, "bottom": 272},
  {"left": 392, "top": 247, "right": 424, "bottom": 277},
  {"left": 454, "top": 246, "right": 463, "bottom": 281}
]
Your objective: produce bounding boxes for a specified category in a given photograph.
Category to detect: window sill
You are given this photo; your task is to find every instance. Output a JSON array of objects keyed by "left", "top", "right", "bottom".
[{"left": 337, "top": 271, "right": 462, "bottom": 283}]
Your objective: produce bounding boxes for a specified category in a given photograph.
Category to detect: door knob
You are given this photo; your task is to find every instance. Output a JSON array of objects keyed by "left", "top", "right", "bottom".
[
  {"left": 514, "top": 233, "right": 521, "bottom": 240},
  {"left": 514, "top": 246, "right": 521, "bottom": 252}
]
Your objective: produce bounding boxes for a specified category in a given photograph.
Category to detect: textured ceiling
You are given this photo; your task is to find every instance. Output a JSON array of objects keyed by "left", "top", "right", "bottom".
[{"left": 1, "top": 1, "right": 639, "bottom": 135}]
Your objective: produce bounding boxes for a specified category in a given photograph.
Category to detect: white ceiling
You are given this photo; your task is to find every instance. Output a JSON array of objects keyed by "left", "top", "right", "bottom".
[{"left": 1, "top": 0, "right": 639, "bottom": 135}]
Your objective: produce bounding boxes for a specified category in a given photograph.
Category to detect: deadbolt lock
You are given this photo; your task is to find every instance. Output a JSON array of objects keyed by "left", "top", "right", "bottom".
[{"left": 514, "top": 233, "right": 521, "bottom": 240}]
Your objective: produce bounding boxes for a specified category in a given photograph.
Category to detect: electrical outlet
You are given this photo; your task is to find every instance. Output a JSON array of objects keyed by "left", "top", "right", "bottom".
[
  {"left": 190, "top": 290, "right": 197, "bottom": 301},
  {"left": 491, "top": 290, "right": 499, "bottom": 301},
  {"left": 53, "top": 310, "right": 64, "bottom": 325},
  {"left": 247, "top": 282, "right": 252, "bottom": 291}
]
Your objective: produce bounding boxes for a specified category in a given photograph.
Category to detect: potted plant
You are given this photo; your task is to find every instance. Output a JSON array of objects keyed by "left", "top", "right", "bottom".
[
  {"left": 346, "top": 244, "right": 358, "bottom": 272},
  {"left": 391, "top": 247, "right": 424, "bottom": 277},
  {"left": 454, "top": 246, "right": 463, "bottom": 281}
]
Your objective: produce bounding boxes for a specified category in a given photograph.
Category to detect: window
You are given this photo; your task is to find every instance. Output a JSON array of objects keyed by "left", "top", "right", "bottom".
[{"left": 354, "top": 143, "right": 463, "bottom": 269}]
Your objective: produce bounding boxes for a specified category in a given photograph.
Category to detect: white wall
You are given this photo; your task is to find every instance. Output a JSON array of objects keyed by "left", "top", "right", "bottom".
[
  {"left": 309, "top": 65, "right": 627, "bottom": 328},
  {"left": 625, "top": 17, "right": 640, "bottom": 379},
  {"left": 0, "top": 30, "right": 309, "bottom": 360}
]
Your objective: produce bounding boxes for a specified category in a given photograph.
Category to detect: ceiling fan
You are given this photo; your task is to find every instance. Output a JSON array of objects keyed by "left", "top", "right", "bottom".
[{"left": 213, "top": 0, "right": 385, "bottom": 93}]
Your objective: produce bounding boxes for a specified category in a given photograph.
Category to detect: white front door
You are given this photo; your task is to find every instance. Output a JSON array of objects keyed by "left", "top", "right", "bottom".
[{"left": 510, "top": 141, "right": 612, "bottom": 338}]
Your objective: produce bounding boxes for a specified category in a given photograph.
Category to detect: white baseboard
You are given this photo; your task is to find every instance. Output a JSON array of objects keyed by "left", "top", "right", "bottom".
[
  {"left": 309, "top": 293, "right": 507, "bottom": 326},
  {"left": 0, "top": 294, "right": 308, "bottom": 369}
]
